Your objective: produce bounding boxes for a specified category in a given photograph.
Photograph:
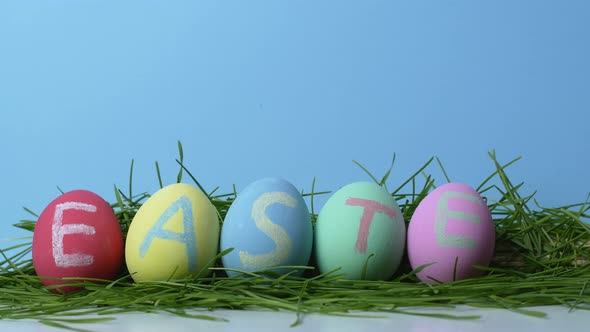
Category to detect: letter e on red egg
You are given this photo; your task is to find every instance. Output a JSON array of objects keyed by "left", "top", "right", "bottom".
[{"left": 32, "top": 190, "right": 124, "bottom": 293}]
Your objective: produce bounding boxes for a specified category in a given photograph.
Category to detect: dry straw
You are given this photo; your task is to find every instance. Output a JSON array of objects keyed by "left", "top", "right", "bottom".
[{"left": 1, "top": 143, "right": 589, "bottom": 331}]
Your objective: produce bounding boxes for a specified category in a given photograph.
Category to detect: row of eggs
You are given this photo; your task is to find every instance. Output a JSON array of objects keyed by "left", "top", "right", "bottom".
[{"left": 32, "top": 179, "right": 495, "bottom": 293}]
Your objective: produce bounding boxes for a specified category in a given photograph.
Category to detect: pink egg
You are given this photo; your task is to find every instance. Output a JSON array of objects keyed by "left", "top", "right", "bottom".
[{"left": 407, "top": 183, "right": 495, "bottom": 283}]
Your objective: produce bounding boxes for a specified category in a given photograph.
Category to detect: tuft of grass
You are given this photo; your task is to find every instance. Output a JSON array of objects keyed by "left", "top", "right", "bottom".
[{"left": 1, "top": 145, "right": 589, "bottom": 330}]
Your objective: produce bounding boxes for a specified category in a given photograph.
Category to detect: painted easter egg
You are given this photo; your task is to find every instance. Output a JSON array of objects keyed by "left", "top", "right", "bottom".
[
  {"left": 220, "top": 178, "right": 313, "bottom": 277},
  {"left": 125, "top": 183, "right": 219, "bottom": 282},
  {"left": 315, "top": 182, "right": 406, "bottom": 280},
  {"left": 407, "top": 182, "right": 495, "bottom": 283},
  {"left": 32, "top": 190, "right": 124, "bottom": 293}
]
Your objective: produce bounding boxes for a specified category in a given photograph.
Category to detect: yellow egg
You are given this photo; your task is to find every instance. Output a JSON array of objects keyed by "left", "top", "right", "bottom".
[{"left": 125, "top": 183, "right": 219, "bottom": 282}]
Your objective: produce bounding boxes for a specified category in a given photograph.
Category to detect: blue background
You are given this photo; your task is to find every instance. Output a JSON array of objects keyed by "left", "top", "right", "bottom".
[{"left": 1, "top": 1, "right": 589, "bottom": 241}]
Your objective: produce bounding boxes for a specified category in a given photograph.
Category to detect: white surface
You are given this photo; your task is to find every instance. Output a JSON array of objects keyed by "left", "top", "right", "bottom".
[{"left": 1, "top": 306, "right": 589, "bottom": 332}]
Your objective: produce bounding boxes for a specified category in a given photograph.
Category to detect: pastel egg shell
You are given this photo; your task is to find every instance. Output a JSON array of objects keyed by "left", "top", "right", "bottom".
[
  {"left": 407, "top": 182, "right": 495, "bottom": 283},
  {"left": 315, "top": 181, "right": 406, "bottom": 280},
  {"left": 220, "top": 178, "right": 313, "bottom": 277},
  {"left": 32, "top": 190, "right": 124, "bottom": 293},
  {"left": 125, "top": 183, "right": 219, "bottom": 282}
]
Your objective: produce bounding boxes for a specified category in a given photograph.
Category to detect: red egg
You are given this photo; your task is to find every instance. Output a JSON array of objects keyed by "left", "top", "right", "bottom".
[{"left": 32, "top": 190, "right": 123, "bottom": 293}]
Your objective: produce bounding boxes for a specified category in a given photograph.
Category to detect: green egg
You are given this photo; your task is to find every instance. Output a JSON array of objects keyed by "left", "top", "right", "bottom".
[{"left": 315, "top": 182, "right": 406, "bottom": 280}]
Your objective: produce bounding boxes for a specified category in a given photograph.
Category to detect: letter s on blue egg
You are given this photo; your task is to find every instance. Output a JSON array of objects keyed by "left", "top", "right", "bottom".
[{"left": 220, "top": 178, "right": 313, "bottom": 276}]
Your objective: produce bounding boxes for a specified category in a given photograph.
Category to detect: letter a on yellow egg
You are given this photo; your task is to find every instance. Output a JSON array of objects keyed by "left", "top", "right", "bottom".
[
  {"left": 139, "top": 196, "right": 198, "bottom": 271},
  {"left": 239, "top": 192, "right": 294, "bottom": 270}
]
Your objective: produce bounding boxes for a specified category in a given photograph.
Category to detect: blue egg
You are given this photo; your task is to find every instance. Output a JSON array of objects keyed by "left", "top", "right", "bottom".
[{"left": 220, "top": 178, "right": 313, "bottom": 277}]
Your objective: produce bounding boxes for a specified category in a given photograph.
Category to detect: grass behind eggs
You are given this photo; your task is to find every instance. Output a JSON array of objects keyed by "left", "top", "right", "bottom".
[{"left": 2, "top": 143, "right": 589, "bottom": 331}]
